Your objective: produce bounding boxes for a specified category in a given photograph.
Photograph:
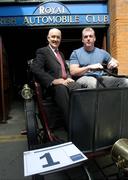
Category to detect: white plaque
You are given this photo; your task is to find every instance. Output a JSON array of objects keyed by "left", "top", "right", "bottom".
[{"left": 24, "top": 142, "right": 88, "bottom": 176}]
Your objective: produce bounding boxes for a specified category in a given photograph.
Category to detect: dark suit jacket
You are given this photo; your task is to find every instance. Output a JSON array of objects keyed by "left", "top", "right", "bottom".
[{"left": 30, "top": 46, "right": 70, "bottom": 88}]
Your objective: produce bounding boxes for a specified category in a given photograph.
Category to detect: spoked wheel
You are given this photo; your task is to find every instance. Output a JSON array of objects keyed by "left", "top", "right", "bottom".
[
  {"left": 24, "top": 98, "right": 47, "bottom": 150},
  {"left": 24, "top": 99, "right": 38, "bottom": 150}
]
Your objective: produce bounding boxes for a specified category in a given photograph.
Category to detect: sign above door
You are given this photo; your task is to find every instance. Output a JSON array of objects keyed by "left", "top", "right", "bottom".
[{"left": 0, "top": 1, "right": 109, "bottom": 27}]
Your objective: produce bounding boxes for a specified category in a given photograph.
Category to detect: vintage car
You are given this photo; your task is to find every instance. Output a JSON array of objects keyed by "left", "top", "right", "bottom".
[{"left": 22, "top": 60, "right": 128, "bottom": 180}]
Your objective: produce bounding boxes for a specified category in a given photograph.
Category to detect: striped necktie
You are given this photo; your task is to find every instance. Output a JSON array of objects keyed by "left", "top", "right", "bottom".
[{"left": 55, "top": 49, "right": 67, "bottom": 79}]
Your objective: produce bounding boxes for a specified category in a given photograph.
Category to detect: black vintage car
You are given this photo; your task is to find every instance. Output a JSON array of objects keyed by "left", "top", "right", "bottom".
[{"left": 22, "top": 61, "right": 128, "bottom": 180}]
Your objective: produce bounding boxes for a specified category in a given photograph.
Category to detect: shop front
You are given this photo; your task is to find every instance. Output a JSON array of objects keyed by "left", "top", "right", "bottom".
[{"left": 0, "top": 0, "right": 109, "bottom": 122}]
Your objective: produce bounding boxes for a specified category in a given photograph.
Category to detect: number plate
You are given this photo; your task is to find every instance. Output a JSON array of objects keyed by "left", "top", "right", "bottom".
[{"left": 24, "top": 142, "right": 88, "bottom": 176}]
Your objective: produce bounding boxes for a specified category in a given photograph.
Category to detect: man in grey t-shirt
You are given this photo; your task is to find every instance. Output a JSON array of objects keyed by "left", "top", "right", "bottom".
[{"left": 69, "top": 27, "right": 128, "bottom": 88}]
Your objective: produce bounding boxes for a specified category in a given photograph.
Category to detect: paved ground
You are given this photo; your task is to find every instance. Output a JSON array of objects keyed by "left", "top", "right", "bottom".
[
  {"left": 0, "top": 100, "right": 89, "bottom": 180},
  {"left": 0, "top": 100, "right": 128, "bottom": 180},
  {"left": 0, "top": 100, "right": 31, "bottom": 180}
]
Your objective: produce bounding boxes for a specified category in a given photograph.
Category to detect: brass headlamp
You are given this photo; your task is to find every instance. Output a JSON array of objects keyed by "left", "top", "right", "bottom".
[
  {"left": 111, "top": 138, "right": 128, "bottom": 171},
  {"left": 21, "top": 84, "right": 33, "bottom": 100}
]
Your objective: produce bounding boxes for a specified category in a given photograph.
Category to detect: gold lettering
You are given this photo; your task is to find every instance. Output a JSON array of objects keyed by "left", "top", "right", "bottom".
[
  {"left": 22, "top": 14, "right": 108, "bottom": 26},
  {"left": 104, "top": 15, "right": 109, "bottom": 23},
  {"left": 47, "top": 16, "right": 54, "bottom": 23},
  {"left": 36, "top": 16, "right": 42, "bottom": 24},
  {"left": 69, "top": 16, "right": 72, "bottom": 22},
  {"left": 29, "top": 17, "right": 35, "bottom": 24},
  {"left": 56, "top": 16, "right": 61, "bottom": 23},
  {"left": 97, "top": 15, "right": 102, "bottom": 23},
  {"left": 0, "top": 17, "right": 16, "bottom": 25},
  {"left": 92, "top": 16, "right": 97, "bottom": 23},
  {"left": 45, "top": 7, "right": 51, "bottom": 14},
  {"left": 24, "top": 16, "right": 43, "bottom": 25},
  {"left": 62, "top": 7, "right": 65, "bottom": 13},
  {"left": 40, "top": 15, "right": 79, "bottom": 24},
  {"left": 54, "top": 7, "right": 65, "bottom": 14},
  {"left": 39, "top": 6, "right": 65, "bottom": 14},
  {"left": 86, "top": 15, "right": 92, "bottom": 23},
  {"left": 75, "top": 16, "right": 79, "bottom": 23},
  {"left": 24, "top": 17, "right": 30, "bottom": 24},
  {"left": 62, "top": 16, "right": 68, "bottom": 23},
  {"left": 86, "top": 15, "right": 109, "bottom": 23},
  {"left": 39, "top": 6, "right": 45, "bottom": 14},
  {"left": 11, "top": 18, "right": 16, "bottom": 24},
  {"left": 0, "top": 18, "right": 4, "bottom": 24}
]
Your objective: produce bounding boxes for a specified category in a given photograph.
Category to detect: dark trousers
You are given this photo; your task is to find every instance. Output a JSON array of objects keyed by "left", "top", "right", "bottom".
[
  {"left": 53, "top": 85, "right": 69, "bottom": 129},
  {"left": 52, "top": 82, "right": 82, "bottom": 130}
]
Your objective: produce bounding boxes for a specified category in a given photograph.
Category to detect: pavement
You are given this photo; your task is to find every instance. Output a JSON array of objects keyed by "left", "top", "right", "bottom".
[
  {"left": 0, "top": 100, "right": 31, "bottom": 180},
  {"left": 0, "top": 100, "right": 89, "bottom": 180},
  {"left": 0, "top": 99, "right": 128, "bottom": 180}
]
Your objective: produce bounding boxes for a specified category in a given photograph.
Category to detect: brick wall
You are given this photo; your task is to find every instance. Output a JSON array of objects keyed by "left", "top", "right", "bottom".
[{"left": 108, "top": 0, "right": 128, "bottom": 74}]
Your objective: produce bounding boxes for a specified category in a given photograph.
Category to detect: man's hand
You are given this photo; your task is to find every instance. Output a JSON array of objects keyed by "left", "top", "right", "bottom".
[
  {"left": 107, "top": 58, "right": 119, "bottom": 69},
  {"left": 52, "top": 78, "right": 74, "bottom": 86},
  {"left": 66, "top": 78, "right": 74, "bottom": 83},
  {"left": 88, "top": 63, "right": 103, "bottom": 70}
]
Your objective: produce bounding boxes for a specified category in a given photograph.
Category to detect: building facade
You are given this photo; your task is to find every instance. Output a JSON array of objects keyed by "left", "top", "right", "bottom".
[
  {"left": 109, "top": 0, "right": 128, "bottom": 74},
  {"left": 0, "top": 0, "right": 128, "bottom": 122}
]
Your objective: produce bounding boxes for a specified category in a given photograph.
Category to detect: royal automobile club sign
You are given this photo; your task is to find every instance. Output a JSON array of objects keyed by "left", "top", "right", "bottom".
[{"left": 0, "top": 1, "right": 109, "bottom": 27}]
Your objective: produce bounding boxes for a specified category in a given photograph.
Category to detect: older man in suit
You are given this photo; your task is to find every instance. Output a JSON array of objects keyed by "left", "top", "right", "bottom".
[{"left": 30, "top": 28, "right": 81, "bottom": 130}]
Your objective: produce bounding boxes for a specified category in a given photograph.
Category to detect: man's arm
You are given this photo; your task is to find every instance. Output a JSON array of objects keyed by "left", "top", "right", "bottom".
[
  {"left": 107, "top": 57, "right": 119, "bottom": 69},
  {"left": 70, "top": 63, "right": 103, "bottom": 77},
  {"left": 70, "top": 64, "right": 90, "bottom": 76}
]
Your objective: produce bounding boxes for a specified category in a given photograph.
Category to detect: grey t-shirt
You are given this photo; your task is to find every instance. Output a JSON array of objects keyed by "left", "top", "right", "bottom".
[{"left": 69, "top": 47, "right": 111, "bottom": 77}]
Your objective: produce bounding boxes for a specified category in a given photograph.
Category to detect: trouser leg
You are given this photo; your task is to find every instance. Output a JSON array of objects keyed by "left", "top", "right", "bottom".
[
  {"left": 52, "top": 85, "right": 69, "bottom": 129},
  {"left": 76, "top": 76, "right": 97, "bottom": 88},
  {"left": 101, "top": 76, "right": 128, "bottom": 88},
  {"left": 76, "top": 76, "right": 128, "bottom": 88}
]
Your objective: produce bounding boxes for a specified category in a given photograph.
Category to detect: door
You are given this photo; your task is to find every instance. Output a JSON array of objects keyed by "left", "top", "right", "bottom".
[{"left": 0, "top": 36, "right": 10, "bottom": 123}]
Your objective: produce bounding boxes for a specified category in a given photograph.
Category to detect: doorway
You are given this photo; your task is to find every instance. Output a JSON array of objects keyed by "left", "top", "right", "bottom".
[{"left": 0, "top": 26, "right": 108, "bottom": 109}]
